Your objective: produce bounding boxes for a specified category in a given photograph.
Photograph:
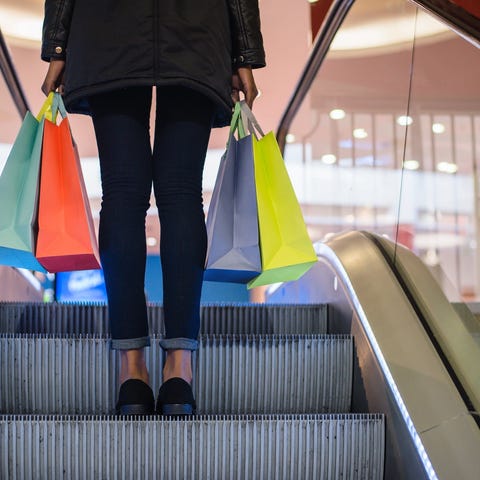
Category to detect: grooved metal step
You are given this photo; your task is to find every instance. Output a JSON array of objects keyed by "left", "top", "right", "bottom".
[
  {"left": 0, "top": 302, "right": 327, "bottom": 335},
  {"left": 0, "top": 334, "right": 352, "bottom": 415},
  {"left": 0, "top": 414, "right": 384, "bottom": 480}
]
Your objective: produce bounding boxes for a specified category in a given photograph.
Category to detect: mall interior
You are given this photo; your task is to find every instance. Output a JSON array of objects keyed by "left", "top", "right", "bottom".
[{"left": 0, "top": 0, "right": 479, "bottom": 478}]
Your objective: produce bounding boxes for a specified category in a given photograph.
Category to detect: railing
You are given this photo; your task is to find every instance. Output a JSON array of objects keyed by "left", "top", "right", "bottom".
[{"left": 413, "top": 0, "right": 480, "bottom": 48}]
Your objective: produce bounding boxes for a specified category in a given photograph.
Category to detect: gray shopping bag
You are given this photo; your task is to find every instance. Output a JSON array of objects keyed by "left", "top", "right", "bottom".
[{"left": 204, "top": 126, "right": 261, "bottom": 283}]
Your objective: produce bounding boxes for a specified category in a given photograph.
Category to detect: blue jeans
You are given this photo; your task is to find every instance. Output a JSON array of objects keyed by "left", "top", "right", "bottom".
[{"left": 89, "top": 86, "right": 214, "bottom": 351}]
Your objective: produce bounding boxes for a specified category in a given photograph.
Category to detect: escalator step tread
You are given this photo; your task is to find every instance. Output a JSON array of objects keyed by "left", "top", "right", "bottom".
[
  {"left": 0, "top": 302, "right": 328, "bottom": 335},
  {"left": 0, "top": 414, "right": 385, "bottom": 480},
  {"left": 0, "top": 334, "right": 352, "bottom": 415}
]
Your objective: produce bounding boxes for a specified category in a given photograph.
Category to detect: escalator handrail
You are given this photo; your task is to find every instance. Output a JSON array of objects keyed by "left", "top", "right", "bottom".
[
  {"left": 276, "top": 0, "right": 480, "bottom": 155},
  {"left": 316, "top": 230, "right": 480, "bottom": 478},
  {"left": 364, "top": 230, "right": 480, "bottom": 418},
  {"left": 0, "top": 27, "right": 30, "bottom": 119},
  {"left": 411, "top": 0, "right": 480, "bottom": 49}
]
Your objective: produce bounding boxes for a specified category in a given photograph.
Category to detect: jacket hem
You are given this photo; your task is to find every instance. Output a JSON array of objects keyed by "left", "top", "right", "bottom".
[{"left": 64, "top": 76, "right": 233, "bottom": 128}]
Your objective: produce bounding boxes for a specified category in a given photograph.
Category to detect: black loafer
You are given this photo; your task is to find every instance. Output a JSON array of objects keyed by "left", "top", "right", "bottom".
[
  {"left": 116, "top": 379, "right": 155, "bottom": 415},
  {"left": 156, "top": 378, "right": 196, "bottom": 416}
]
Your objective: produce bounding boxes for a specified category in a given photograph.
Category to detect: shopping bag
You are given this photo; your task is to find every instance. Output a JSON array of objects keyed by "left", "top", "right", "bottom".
[
  {"left": 0, "top": 94, "right": 55, "bottom": 271},
  {"left": 35, "top": 93, "right": 101, "bottom": 272},
  {"left": 204, "top": 102, "right": 261, "bottom": 282},
  {"left": 239, "top": 102, "right": 317, "bottom": 289}
]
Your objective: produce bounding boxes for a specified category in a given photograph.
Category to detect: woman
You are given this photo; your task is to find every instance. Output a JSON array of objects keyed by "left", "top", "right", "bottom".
[{"left": 41, "top": 0, "right": 265, "bottom": 415}]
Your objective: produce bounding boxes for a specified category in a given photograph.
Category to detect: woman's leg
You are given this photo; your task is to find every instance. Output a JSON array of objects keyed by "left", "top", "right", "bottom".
[
  {"left": 89, "top": 87, "right": 153, "bottom": 385},
  {"left": 152, "top": 86, "right": 214, "bottom": 384}
]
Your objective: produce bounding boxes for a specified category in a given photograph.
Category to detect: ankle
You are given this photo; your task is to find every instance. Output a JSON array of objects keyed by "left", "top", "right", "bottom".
[
  {"left": 119, "top": 349, "right": 150, "bottom": 385},
  {"left": 163, "top": 349, "right": 192, "bottom": 384}
]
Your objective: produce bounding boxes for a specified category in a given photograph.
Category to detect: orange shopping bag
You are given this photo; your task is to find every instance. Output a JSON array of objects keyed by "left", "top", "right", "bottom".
[{"left": 36, "top": 93, "right": 101, "bottom": 272}]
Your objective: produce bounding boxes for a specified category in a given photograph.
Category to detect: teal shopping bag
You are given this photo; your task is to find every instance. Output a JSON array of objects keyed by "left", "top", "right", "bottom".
[{"left": 0, "top": 94, "right": 54, "bottom": 271}]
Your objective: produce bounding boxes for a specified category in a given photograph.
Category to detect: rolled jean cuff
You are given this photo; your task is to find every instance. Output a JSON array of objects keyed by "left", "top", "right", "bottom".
[
  {"left": 110, "top": 336, "right": 151, "bottom": 350},
  {"left": 159, "top": 337, "right": 199, "bottom": 351}
]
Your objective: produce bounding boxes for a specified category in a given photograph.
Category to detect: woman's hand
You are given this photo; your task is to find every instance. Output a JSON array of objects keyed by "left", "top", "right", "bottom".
[
  {"left": 41, "top": 59, "right": 66, "bottom": 96},
  {"left": 231, "top": 66, "right": 258, "bottom": 109}
]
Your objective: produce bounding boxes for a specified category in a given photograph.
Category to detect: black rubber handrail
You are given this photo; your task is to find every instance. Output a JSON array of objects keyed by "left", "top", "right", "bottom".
[
  {"left": 0, "top": 28, "right": 30, "bottom": 118},
  {"left": 412, "top": 0, "right": 480, "bottom": 48},
  {"left": 276, "top": 0, "right": 480, "bottom": 154}
]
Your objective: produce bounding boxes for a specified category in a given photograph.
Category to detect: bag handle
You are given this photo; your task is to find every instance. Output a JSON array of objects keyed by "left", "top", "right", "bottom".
[
  {"left": 239, "top": 100, "right": 265, "bottom": 139},
  {"left": 36, "top": 92, "right": 55, "bottom": 122},
  {"left": 225, "top": 101, "right": 263, "bottom": 146},
  {"left": 225, "top": 102, "right": 247, "bottom": 149},
  {"left": 50, "top": 92, "right": 68, "bottom": 122}
]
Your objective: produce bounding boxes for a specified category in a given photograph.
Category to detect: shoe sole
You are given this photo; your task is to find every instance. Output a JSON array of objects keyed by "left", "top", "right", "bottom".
[
  {"left": 160, "top": 403, "right": 194, "bottom": 416},
  {"left": 118, "top": 404, "right": 154, "bottom": 416}
]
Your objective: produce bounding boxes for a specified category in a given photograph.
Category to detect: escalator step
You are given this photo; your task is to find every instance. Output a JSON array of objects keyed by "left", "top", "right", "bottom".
[
  {"left": 0, "top": 414, "right": 384, "bottom": 480},
  {"left": 0, "top": 302, "right": 328, "bottom": 335},
  {"left": 0, "top": 334, "right": 352, "bottom": 415}
]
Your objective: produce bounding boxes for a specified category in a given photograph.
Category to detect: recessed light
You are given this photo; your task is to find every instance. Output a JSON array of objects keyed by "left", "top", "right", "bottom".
[
  {"left": 403, "top": 160, "right": 419, "bottom": 170},
  {"left": 397, "top": 115, "right": 413, "bottom": 126},
  {"left": 353, "top": 128, "right": 368, "bottom": 139},
  {"left": 432, "top": 123, "right": 445, "bottom": 134},
  {"left": 437, "top": 162, "right": 458, "bottom": 174},
  {"left": 286, "top": 134, "right": 296, "bottom": 143},
  {"left": 146, "top": 237, "right": 158, "bottom": 247},
  {"left": 321, "top": 154, "right": 337, "bottom": 164},
  {"left": 329, "top": 109, "right": 346, "bottom": 120}
]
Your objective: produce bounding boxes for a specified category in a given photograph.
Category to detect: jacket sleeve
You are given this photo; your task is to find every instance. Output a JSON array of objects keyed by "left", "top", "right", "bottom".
[
  {"left": 41, "top": 0, "right": 75, "bottom": 62},
  {"left": 228, "top": 0, "right": 266, "bottom": 69}
]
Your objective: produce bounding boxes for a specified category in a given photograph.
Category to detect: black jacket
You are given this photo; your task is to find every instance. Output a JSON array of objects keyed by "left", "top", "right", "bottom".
[{"left": 42, "top": 0, "right": 266, "bottom": 127}]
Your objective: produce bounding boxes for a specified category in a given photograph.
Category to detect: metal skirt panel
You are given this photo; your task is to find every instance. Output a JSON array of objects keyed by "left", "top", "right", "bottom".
[
  {"left": 0, "top": 302, "right": 328, "bottom": 335},
  {"left": 0, "top": 334, "right": 352, "bottom": 415},
  {"left": 0, "top": 414, "right": 385, "bottom": 480}
]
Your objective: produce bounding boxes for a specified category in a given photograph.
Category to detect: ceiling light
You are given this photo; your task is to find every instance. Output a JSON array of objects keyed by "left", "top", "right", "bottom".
[
  {"left": 285, "top": 133, "right": 296, "bottom": 144},
  {"left": 432, "top": 123, "right": 445, "bottom": 134},
  {"left": 0, "top": 8, "right": 43, "bottom": 42},
  {"left": 321, "top": 154, "right": 337, "bottom": 165},
  {"left": 330, "top": 15, "right": 451, "bottom": 52},
  {"left": 329, "top": 109, "right": 346, "bottom": 120},
  {"left": 397, "top": 115, "right": 413, "bottom": 126},
  {"left": 146, "top": 237, "right": 158, "bottom": 247},
  {"left": 353, "top": 128, "right": 368, "bottom": 139},
  {"left": 437, "top": 162, "right": 458, "bottom": 174},
  {"left": 403, "top": 160, "right": 419, "bottom": 170}
]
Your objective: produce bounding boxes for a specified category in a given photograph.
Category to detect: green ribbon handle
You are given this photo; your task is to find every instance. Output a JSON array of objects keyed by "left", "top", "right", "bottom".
[{"left": 50, "top": 92, "right": 68, "bottom": 123}]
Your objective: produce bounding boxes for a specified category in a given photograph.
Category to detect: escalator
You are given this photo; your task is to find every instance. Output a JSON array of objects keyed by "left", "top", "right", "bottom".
[{"left": 1, "top": 1, "right": 480, "bottom": 478}]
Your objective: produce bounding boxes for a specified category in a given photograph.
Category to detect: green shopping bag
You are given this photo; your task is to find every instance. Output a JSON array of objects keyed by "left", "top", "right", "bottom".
[
  {"left": 0, "top": 93, "right": 54, "bottom": 272},
  {"left": 239, "top": 102, "right": 317, "bottom": 289}
]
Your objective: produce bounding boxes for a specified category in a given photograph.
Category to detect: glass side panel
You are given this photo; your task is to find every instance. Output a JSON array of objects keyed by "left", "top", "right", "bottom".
[
  {"left": 284, "top": 0, "right": 480, "bottom": 304},
  {"left": 402, "top": 7, "right": 480, "bottom": 303},
  {"left": 284, "top": 0, "right": 418, "bottom": 253}
]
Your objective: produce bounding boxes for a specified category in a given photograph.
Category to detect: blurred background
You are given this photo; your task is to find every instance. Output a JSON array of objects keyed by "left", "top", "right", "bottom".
[{"left": 1, "top": 0, "right": 479, "bottom": 304}]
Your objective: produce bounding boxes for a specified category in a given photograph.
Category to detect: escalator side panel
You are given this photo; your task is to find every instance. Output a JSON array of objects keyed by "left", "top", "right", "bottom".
[{"left": 266, "top": 230, "right": 480, "bottom": 480}]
